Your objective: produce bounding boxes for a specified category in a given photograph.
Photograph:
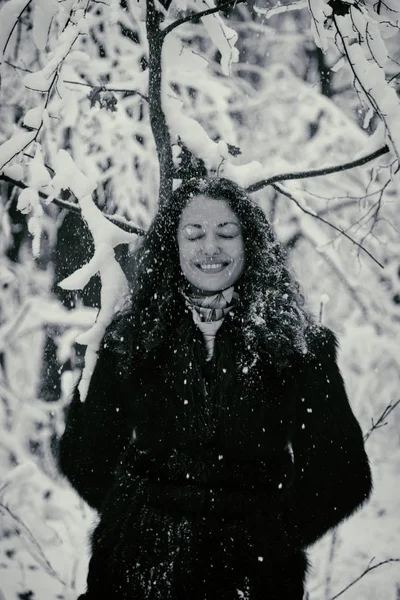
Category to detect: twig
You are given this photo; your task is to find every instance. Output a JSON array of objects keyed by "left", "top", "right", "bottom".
[
  {"left": 325, "top": 530, "right": 339, "bottom": 599},
  {"left": 23, "top": 151, "right": 55, "bottom": 174},
  {"left": 0, "top": 72, "right": 57, "bottom": 171},
  {"left": 272, "top": 182, "right": 384, "bottom": 268},
  {"left": 146, "top": 0, "right": 174, "bottom": 209},
  {"left": 162, "top": 0, "right": 246, "bottom": 37},
  {"left": 302, "top": 231, "right": 376, "bottom": 327},
  {"left": 363, "top": 398, "right": 400, "bottom": 443},
  {"left": 63, "top": 79, "right": 149, "bottom": 101},
  {"left": 0, "top": 0, "right": 33, "bottom": 71},
  {"left": 4, "top": 59, "right": 32, "bottom": 73},
  {"left": 387, "top": 70, "right": 400, "bottom": 84},
  {"left": 330, "top": 558, "right": 400, "bottom": 600},
  {"left": 2, "top": 29, "right": 75, "bottom": 171},
  {"left": 0, "top": 173, "right": 145, "bottom": 236},
  {"left": 0, "top": 501, "right": 66, "bottom": 584},
  {"left": 318, "top": 200, "right": 357, "bottom": 215},
  {"left": 246, "top": 145, "right": 390, "bottom": 193}
]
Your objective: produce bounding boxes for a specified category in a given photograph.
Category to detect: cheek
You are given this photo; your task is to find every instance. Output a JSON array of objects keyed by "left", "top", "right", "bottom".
[
  {"left": 232, "top": 247, "right": 245, "bottom": 279},
  {"left": 232, "top": 241, "right": 245, "bottom": 264},
  {"left": 178, "top": 241, "right": 195, "bottom": 269},
  {"left": 233, "top": 256, "right": 245, "bottom": 279}
]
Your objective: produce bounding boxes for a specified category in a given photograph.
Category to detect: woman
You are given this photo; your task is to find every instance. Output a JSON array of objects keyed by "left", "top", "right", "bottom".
[{"left": 59, "top": 177, "right": 372, "bottom": 600}]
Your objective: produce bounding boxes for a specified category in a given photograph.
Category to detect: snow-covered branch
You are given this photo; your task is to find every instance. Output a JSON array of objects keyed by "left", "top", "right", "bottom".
[
  {"left": 255, "top": 0, "right": 307, "bottom": 19},
  {"left": 306, "top": 0, "right": 400, "bottom": 167},
  {"left": 332, "top": 8, "right": 400, "bottom": 163},
  {"left": 162, "top": 0, "right": 246, "bottom": 37},
  {"left": 0, "top": 297, "right": 96, "bottom": 352},
  {"left": 54, "top": 151, "right": 136, "bottom": 401},
  {"left": 0, "top": 171, "right": 146, "bottom": 236},
  {"left": 2, "top": 141, "right": 391, "bottom": 249}
]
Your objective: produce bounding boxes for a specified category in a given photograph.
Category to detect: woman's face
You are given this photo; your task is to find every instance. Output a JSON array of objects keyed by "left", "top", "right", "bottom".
[{"left": 177, "top": 194, "right": 245, "bottom": 294}]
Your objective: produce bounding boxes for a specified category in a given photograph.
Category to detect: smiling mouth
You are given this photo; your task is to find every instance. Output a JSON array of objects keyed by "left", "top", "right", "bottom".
[{"left": 195, "top": 261, "right": 230, "bottom": 273}]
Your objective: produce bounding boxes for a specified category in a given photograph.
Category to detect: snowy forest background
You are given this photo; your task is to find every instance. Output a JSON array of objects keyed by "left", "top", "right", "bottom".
[{"left": 0, "top": 0, "right": 400, "bottom": 598}]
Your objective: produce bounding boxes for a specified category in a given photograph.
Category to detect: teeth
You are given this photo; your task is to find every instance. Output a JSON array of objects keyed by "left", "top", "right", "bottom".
[{"left": 198, "top": 263, "right": 225, "bottom": 271}]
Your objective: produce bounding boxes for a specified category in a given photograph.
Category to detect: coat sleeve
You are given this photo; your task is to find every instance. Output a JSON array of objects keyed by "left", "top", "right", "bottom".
[
  {"left": 58, "top": 343, "right": 133, "bottom": 511},
  {"left": 290, "top": 327, "right": 372, "bottom": 547}
]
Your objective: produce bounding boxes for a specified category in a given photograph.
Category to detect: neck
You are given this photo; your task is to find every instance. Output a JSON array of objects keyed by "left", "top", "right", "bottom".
[{"left": 184, "top": 285, "right": 232, "bottom": 297}]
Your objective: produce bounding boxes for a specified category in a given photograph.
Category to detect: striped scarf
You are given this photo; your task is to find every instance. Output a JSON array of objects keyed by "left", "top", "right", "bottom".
[{"left": 181, "top": 287, "right": 239, "bottom": 361}]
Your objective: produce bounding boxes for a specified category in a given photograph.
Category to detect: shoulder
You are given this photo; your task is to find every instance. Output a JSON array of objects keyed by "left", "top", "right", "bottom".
[
  {"left": 101, "top": 309, "right": 191, "bottom": 370},
  {"left": 304, "top": 324, "right": 339, "bottom": 363},
  {"left": 293, "top": 325, "right": 342, "bottom": 385},
  {"left": 101, "top": 310, "right": 135, "bottom": 376},
  {"left": 102, "top": 308, "right": 136, "bottom": 350},
  {"left": 284, "top": 326, "right": 344, "bottom": 406}
]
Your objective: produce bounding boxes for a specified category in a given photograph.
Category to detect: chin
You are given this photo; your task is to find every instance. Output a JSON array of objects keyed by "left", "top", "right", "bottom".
[{"left": 195, "top": 279, "right": 231, "bottom": 294}]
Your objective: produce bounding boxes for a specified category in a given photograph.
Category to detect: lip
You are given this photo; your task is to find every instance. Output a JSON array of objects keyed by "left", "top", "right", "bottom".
[{"left": 194, "top": 261, "right": 230, "bottom": 274}]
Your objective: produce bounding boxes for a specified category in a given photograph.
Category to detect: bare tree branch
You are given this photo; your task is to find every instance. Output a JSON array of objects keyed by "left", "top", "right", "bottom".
[
  {"left": 162, "top": 0, "right": 246, "bottom": 37},
  {"left": 0, "top": 501, "right": 65, "bottom": 584},
  {"left": 246, "top": 145, "right": 390, "bottom": 193},
  {"left": 272, "top": 182, "right": 384, "bottom": 268},
  {"left": 318, "top": 200, "right": 358, "bottom": 215},
  {"left": 363, "top": 398, "right": 400, "bottom": 443},
  {"left": 329, "top": 558, "right": 400, "bottom": 600},
  {"left": 325, "top": 530, "right": 339, "bottom": 599},
  {"left": 302, "top": 231, "right": 376, "bottom": 327},
  {"left": 146, "top": 0, "right": 174, "bottom": 209},
  {"left": 4, "top": 59, "right": 32, "bottom": 73}
]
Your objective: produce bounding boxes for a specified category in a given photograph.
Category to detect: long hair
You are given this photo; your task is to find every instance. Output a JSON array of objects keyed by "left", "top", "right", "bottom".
[{"left": 107, "top": 177, "right": 316, "bottom": 370}]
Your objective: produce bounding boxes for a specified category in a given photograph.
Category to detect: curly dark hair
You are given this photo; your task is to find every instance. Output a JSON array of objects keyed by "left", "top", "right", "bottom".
[{"left": 106, "top": 177, "right": 317, "bottom": 370}]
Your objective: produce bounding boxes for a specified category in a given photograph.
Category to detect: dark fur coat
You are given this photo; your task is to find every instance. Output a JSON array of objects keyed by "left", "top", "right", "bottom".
[{"left": 58, "top": 312, "right": 372, "bottom": 600}]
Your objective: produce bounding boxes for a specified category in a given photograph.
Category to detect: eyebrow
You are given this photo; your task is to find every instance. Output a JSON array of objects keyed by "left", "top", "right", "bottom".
[
  {"left": 217, "top": 221, "right": 240, "bottom": 228},
  {"left": 182, "top": 221, "right": 239, "bottom": 228}
]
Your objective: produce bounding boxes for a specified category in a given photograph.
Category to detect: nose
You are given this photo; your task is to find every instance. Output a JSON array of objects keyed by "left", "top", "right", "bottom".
[{"left": 203, "top": 234, "right": 221, "bottom": 257}]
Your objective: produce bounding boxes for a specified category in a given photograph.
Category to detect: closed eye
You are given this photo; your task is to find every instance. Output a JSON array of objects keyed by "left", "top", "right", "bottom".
[
  {"left": 218, "top": 232, "right": 239, "bottom": 239},
  {"left": 217, "top": 223, "right": 241, "bottom": 238},
  {"left": 186, "top": 234, "right": 204, "bottom": 241},
  {"left": 182, "top": 225, "right": 204, "bottom": 240},
  {"left": 180, "top": 223, "right": 241, "bottom": 240}
]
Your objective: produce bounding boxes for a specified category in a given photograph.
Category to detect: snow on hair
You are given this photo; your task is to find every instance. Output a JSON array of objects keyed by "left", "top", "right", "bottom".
[{"left": 106, "top": 177, "right": 316, "bottom": 371}]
